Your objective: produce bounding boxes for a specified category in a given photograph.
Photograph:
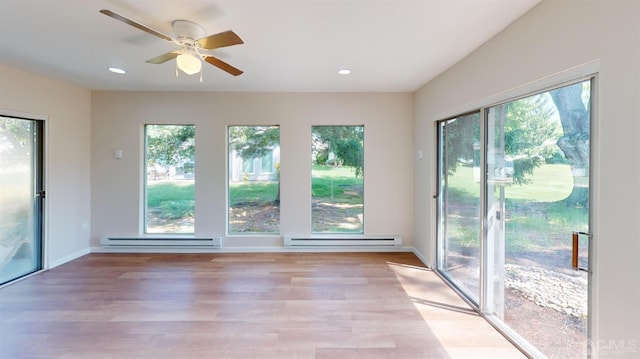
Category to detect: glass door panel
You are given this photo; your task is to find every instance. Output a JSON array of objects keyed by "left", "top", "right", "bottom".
[
  {"left": 437, "top": 112, "right": 481, "bottom": 301},
  {"left": 0, "top": 116, "right": 44, "bottom": 285},
  {"left": 485, "top": 80, "right": 591, "bottom": 358}
]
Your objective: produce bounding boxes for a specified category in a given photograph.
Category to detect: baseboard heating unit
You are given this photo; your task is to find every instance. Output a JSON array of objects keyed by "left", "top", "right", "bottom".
[
  {"left": 100, "top": 236, "right": 222, "bottom": 248},
  {"left": 284, "top": 236, "right": 401, "bottom": 247}
]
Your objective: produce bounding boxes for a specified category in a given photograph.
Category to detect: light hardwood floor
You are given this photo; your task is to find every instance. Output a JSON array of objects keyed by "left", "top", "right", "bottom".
[{"left": 0, "top": 252, "right": 525, "bottom": 358}]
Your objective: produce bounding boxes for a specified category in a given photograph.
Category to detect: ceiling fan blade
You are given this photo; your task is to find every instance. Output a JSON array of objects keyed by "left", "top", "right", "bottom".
[
  {"left": 205, "top": 56, "right": 244, "bottom": 76},
  {"left": 198, "top": 30, "right": 244, "bottom": 50},
  {"left": 100, "top": 9, "right": 173, "bottom": 42},
  {"left": 146, "top": 51, "right": 181, "bottom": 64}
]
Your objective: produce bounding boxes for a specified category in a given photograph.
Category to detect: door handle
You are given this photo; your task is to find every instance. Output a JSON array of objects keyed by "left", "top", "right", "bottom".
[{"left": 572, "top": 231, "right": 590, "bottom": 272}]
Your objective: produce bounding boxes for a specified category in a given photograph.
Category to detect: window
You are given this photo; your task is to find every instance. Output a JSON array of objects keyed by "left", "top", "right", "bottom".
[
  {"left": 311, "top": 125, "right": 364, "bottom": 233},
  {"left": 144, "top": 125, "right": 195, "bottom": 234},
  {"left": 228, "top": 126, "right": 280, "bottom": 233},
  {"left": 261, "top": 149, "right": 274, "bottom": 172},
  {"left": 241, "top": 157, "right": 255, "bottom": 174}
]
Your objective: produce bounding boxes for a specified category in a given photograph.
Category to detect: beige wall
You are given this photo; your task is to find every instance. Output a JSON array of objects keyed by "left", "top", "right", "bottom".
[
  {"left": 91, "top": 91, "right": 414, "bottom": 248},
  {"left": 414, "top": 0, "right": 640, "bottom": 354},
  {"left": 0, "top": 64, "right": 92, "bottom": 266}
]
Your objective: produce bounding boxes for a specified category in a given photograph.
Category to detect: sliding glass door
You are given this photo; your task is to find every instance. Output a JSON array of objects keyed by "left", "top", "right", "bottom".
[
  {"left": 437, "top": 112, "right": 481, "bottom": 301},
  {"left": 0, "top": 116, "right": 44, "bottom": 285},
  {"left": 437, "top": 79, "right": 592, "bottom": 358},
  {"left": 485, "top": 80, "right": 591, "bottom": 358}
]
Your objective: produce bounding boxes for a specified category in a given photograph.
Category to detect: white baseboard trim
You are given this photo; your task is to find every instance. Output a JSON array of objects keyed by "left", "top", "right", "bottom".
[
  {"left": 411, "top": 248, "right": 433, "bottom": 269},
  {"left": 48, "top": 248, "right": 91, "bottom": 269}
]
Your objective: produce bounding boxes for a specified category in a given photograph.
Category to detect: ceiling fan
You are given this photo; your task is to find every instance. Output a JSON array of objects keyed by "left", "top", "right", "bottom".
[{"left": 100, "top": 9, "right": 244, "bottom": 77}]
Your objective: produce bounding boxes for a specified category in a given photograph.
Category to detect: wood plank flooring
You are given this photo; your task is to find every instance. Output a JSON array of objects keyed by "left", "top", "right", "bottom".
[{"left": 0, "top": 252, "right": 525, "bottom": 358}]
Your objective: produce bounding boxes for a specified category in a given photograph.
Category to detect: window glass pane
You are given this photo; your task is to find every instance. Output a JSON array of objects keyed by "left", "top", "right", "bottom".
[
  {"left": 228, "top": 126, "right": 280, "bottom": 233},
  {"left": 144, "top": 125, "right": 195, "bottom": 234},
  {"left": 311, "top": 125, "right": 364, "bottom": 233},
  {"left": 437, "top": 112, "right": 481, "bottom": 301},
  {"left": 0, "top": 116, "right": 43, "bottom": 285}
]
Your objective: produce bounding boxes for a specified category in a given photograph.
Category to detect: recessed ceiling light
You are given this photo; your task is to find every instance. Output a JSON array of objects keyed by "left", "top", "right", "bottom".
[
  {"left": 108, "top": 67, "right": 126, "bottom": 74},
  {"left": 338, "top": 69, "right": 351, "bottom": 75}
]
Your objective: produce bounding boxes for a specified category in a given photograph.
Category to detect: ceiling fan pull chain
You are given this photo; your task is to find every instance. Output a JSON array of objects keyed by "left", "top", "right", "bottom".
[
  {"left": 175, "top": 62, "right": 179, "bottom": 78},
  {"left": 200, "top": 70, "right": 203, "bottom": 83}
]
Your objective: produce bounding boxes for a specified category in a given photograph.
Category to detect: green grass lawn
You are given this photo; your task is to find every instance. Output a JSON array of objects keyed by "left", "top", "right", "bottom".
[
  {"left": 312, "top": 164, "right": 362, "bottom": 202},
  {"left": 229, "top": 181, "right": 279, "bottom": 205},
  {"left": 447, "top": 163, "right": 573, "bottom": 202},
  {"left": 445, "top": 163, "right": 588, "bottom": 251},
  {"left": 148, "top": 167, "right": 364, "bottom": 234},
  {"left": 146, "top": 181, "right": 195, "bottom": 220},
  {"left": 148, "top": 180, "right": 280, "bottom": 216},
  {"left": 311, "top": 164, "right": 363, "bottom": 232}
]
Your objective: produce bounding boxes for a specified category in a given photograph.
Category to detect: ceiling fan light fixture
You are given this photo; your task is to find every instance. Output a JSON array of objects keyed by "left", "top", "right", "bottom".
[{"left": 176, "top": 53, "right": 202, "bottom": 75}]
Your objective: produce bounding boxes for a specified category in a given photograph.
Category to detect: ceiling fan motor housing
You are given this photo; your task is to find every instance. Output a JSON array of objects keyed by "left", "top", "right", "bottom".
[{"left": 172, "top": 20, "right": 205, "bottom": 45}]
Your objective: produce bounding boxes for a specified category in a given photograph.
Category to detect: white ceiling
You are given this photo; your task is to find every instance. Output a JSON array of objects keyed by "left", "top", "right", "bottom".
[{"left": 0, "top": 0, "right": 541, "bottom": 92}]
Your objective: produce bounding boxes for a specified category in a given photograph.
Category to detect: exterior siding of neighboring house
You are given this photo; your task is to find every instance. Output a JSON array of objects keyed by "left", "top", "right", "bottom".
[{"left": 229, "top": 146, "right": 280, "bottom": 182}]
